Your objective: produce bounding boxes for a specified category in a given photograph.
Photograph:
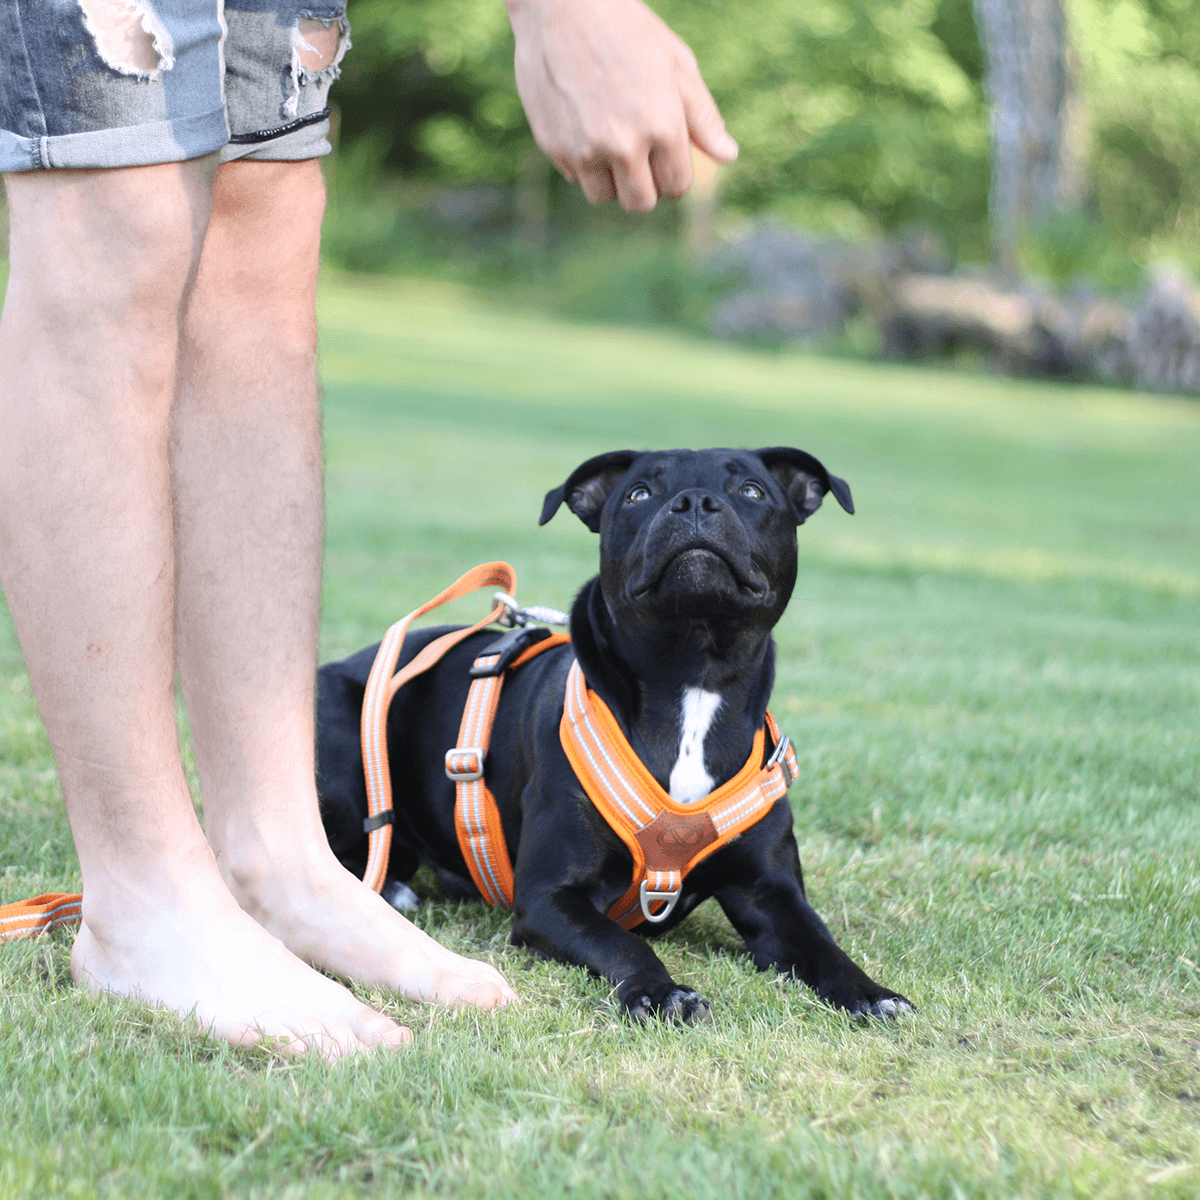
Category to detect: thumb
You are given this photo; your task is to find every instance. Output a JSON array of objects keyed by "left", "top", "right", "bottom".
[{"left": 679, "top": 67, "right": 737, "bottom": 163}]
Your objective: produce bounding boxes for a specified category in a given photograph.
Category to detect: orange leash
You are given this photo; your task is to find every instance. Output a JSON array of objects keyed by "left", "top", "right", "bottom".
[
  {"left": 358, "top": 561, "right": 571, "bottom": 896},
  {"left": 0, "top": 561, "right": 558, "bottom": 937},
  {"left": 360, "top": 562, "right": 521, "bottom": 893},
  {"left": 0, "top": 892, "right": 82, "bottom": 942}
]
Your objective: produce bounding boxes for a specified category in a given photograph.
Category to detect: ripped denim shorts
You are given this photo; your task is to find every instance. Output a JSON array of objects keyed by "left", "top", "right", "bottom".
[{"left": 0, "top": 0, "right": 350, "bottom": 172}]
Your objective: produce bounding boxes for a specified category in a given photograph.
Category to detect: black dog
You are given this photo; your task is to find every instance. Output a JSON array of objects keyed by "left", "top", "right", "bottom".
[{"left": 316, "top": 448, "right": 911, "bottom": 1023}]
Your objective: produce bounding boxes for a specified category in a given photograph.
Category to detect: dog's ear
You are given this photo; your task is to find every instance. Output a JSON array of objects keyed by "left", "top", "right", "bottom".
[
  {"left": 540, "top": 451, "right": 640, "bottom": 532},
  {"left": 754, "top": 447, "right": 854, "bottom": 523}
]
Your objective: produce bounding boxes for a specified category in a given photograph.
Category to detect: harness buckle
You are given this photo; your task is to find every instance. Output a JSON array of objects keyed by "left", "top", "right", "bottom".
[
  {"left": 639, "top": 879, "right": 682, "bottom": 924},
  {"left": 445, "top": 747, "right": 485, "bottom": 783},
  {"left": 469, "top": 625, "right": 551, "bottom": 677},
  {"left": 767, "top": 733, "right": 799, "bottom": 786}
]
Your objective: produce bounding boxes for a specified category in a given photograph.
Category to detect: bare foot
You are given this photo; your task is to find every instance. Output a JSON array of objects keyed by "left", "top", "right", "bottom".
[
  {"left": 71, "top": 850, "right": 413, "bottom": 1059},
  {"left": 218, "top": 833, "right": 519, "bottom": 1008}
]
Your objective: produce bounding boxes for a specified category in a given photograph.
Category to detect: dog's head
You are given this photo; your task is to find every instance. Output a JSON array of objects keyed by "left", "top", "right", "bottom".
[{"left": 540, "top": 447, "right": 853, "bottom": 634}]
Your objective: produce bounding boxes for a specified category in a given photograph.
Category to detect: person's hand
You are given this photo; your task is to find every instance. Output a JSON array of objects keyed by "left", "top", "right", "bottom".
[{"left": 504, "top": 0, "right": 738, "bottom": 212}]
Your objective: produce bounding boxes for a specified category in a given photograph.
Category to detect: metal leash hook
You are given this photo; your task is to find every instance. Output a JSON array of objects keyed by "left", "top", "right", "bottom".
[{"left": 493, "top": 591, "right": 570, "bottom": 629}]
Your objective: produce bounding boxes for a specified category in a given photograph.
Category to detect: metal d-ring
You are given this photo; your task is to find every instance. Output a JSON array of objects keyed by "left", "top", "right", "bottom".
[{"left": 639, "top": 879, "right": 681, "bottom": 924}]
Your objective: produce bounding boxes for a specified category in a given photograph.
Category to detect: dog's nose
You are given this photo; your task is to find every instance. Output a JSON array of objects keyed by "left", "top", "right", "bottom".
[{"left": 669, "top": 489, "right": 723, "bottom": 515}]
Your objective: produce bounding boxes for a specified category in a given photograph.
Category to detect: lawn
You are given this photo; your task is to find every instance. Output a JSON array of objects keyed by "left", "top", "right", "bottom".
[{"left": 1, "top": 272, "right": 1198, "bottom": 1199}]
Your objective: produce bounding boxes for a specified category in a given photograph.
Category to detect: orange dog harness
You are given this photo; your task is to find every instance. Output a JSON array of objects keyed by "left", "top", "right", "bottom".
[
  {"left": 359, "top": 563, "right": 799, "bottom": 928},
  {"left": 560, "top": 661, "right": 799, "bottom": 927}
]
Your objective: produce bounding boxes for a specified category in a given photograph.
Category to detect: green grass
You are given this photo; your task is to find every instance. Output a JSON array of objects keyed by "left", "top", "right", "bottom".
[{"left": 1, "top": 272, "right": 1198, "bottom": 1199}]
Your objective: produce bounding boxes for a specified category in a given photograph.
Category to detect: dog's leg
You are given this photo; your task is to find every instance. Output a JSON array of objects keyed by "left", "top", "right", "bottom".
[
  {"left": 710, "top": 803, "right": 912, "bottom": 1019},
  {"left": 511, "top": 882, "right": 712, "bottom": 1024}
]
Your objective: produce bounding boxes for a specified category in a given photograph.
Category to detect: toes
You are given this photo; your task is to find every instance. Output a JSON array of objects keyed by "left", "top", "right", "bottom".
[
  {"left": 352, "top": 1008, "right": 413, "bottom": 1047},
  {"left": 442, "top": 979, "right": 516, "bottom": 1009},
  {"left": 849, "top": 994, "right": 914, "bottom": 1021},
  {"left": 623, "top": 987, "right": 712, "bottom": 1025},
  {"left": 662, "top": 988, "right": 713, "bottom": 1026},
  {"left": 625, "top": 994, "right": 654, "bottom": 1024}
]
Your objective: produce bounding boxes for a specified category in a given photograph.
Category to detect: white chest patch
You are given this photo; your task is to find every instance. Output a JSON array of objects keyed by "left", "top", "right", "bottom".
[{"left": 668, "top": 688, "right": 723, "bottom": 803}]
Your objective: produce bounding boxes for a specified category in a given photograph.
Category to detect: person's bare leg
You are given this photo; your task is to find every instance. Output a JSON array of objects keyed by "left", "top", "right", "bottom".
[
  {"left": 0, "top": 162, "right": 410, "bottom": 1056},
  {"left": 174, "top": 159, "right": 516, "bottom": 1008}
]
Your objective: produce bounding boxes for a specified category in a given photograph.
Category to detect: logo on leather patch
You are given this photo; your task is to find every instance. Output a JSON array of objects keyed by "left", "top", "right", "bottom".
[
  {"left": 659, "top": 823, "right": 706, "bottom": 850},
  {"left": 635, "top": 810, "right": 718, "bottom": 873}
]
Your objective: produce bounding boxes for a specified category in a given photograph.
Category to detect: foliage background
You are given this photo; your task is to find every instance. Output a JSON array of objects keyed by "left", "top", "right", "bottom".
[{"left": 327, "top": 0, "right": 1200, "bottom": 285}]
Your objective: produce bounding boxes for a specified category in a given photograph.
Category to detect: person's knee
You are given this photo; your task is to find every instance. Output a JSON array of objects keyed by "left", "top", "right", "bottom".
[
  {"left": 186, "top": 160, "right": 324, "bottom": 367},
  {"left": 208, "top": 160, "right": 326, "bottom": 297},
  {"left": 3, "top": 159, "right": 216, "bottom": 335}
]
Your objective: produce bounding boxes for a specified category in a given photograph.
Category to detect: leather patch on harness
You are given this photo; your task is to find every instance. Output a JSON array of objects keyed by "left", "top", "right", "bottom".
[{"left": 635, "top": 810, "right": 719, "bottom": 874}]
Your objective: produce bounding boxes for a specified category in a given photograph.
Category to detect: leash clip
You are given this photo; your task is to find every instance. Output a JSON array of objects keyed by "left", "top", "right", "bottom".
[
  {"left": 493, "top": 591, "right": 570, "bottom": 629},
  {"left": 639, "top": 879, "right": 682, "bottom": 924}
]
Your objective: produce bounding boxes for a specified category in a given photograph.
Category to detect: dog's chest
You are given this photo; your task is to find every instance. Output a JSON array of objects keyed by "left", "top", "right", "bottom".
[{"left": 667, "top": 687, "right": 722, "bottom": 803}]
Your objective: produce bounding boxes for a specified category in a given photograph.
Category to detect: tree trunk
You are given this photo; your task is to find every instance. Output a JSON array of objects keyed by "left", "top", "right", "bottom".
[{"left": 971, "top": 0, "right": 1088, "bottom": 275}]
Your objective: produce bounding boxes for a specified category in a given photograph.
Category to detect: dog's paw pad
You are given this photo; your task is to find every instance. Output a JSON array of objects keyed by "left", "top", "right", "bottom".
[
  {"left": 851, "top": 994, "right": 913, "bottom": 1021},
  {"left": 663, "top": 988, "right": 713, "bottom": 1026},
  {"left": 381, "top": 880, "right": 421, "bottom": 912}
]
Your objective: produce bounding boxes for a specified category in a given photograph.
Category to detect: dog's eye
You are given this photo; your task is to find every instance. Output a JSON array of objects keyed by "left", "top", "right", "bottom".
[
  {"left": 739, "top": 481, "right": 765, "bottom": 500},
  {"left": 628, "top": 485, "right": 652, "bottom": 503}
]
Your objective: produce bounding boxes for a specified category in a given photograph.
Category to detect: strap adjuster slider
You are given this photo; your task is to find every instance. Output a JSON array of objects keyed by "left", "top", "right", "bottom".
[{"left": 445, "top": 747, "right": 485, "bottom": 782}]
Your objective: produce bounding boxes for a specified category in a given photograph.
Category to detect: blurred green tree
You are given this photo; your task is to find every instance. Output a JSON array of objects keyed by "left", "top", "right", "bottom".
[
  {"left": 1077, "top": 0, "right": 1200, "bottom": 263},
  {"left": 332, "top": 0, "right": 1200, "bottom": 274},
  {"left": 336, "top": 0, "right": 991, "bottom": 254}
]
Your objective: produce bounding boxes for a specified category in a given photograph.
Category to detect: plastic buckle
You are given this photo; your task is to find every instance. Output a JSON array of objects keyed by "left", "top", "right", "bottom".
[
  {"left": 468, "top": 625, "right": 551, "bottom": 678},
  {"left": 639, "top": 879, "right": 682, "bottom": 924},
  {"left": 445, "top": 747, "right": 485, "bottom": 783},
  {"left": 767, "top": 734, "right": 798, "bottom": 785}
]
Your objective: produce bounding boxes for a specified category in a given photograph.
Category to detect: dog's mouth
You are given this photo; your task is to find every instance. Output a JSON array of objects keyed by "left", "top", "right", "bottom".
[{"left": 632, "top": 543, "right": 768, "bottom": 600}]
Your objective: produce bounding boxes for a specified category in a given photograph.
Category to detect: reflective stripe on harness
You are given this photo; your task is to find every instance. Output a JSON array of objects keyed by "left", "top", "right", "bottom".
[
  {"left": 559, "top": 661, "right": 799, "bottom": 928},
  {"left": 446, "top": 626, "right": 568, "bottom": 907},
  {"left": 359, "top": 562, "right": 524, "bottom": 893},
  {"left": 358, "top": 561, "right": 569, "bottom": 897}
]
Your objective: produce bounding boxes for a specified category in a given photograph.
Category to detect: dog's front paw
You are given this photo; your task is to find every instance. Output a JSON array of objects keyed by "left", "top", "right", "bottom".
[
  {"left": 381, "top": 880, "right": 421, "bottom": 912},
  {"left": 847, "top": 993, "right": 913, "bottom": 1021},
  {"left": 624, "top": 985, "right": 713, "bottom": 1026},
  {"left": 820, "top": 977, "right": 913, "bottom": 1021}
]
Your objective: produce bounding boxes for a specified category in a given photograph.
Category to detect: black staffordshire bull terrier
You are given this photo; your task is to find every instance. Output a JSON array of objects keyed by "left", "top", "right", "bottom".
[{"left": 316, "top": 447, "right": 912, "bottom": 1023}]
